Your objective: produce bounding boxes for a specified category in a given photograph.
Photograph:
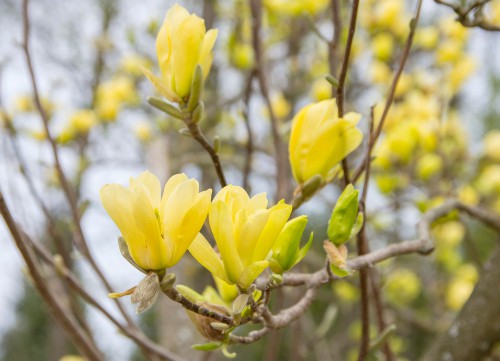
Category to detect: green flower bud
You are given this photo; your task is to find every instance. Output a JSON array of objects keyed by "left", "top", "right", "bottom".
[
  {"left": 328, "top": 184, "right": 360, "bottom": 246},
  {"left": 271, "top": 215, "right": 313, "bottom": 274}
]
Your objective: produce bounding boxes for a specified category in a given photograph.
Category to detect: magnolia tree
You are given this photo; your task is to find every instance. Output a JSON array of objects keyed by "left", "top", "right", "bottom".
[{"left": 1, "top": 0, "right": 500, "bottom": 360}]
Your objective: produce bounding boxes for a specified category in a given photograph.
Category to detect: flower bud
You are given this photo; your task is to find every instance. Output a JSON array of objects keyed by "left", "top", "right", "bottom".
[
  {"left": 328, "top": 185, "right": 360, "bottom": 246},
  {"left": 270, "top": 215, "right": 313, "bottom": 274}
]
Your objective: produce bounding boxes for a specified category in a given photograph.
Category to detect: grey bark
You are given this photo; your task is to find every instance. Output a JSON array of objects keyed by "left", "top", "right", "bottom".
[{"left": 421, "top": 245, "right": 500, "bottom": 361}]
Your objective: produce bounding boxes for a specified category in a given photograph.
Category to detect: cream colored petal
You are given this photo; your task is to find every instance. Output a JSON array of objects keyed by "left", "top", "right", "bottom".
[
  {"left": 237, "top": 209, "right": 271, "bottom": 266},
  {"left": 171, "top": 15, "right": 205, "bottom": 98},
  {"left": 156, "top": 4, "right": 190, "bottom": 76},
  {"left": 238, "top": 261, "right": 269, "bottom": 289},
  {"left": 135, "top": 171, "right": 161, "bottom": 209},
  {"left": 131, "top": 186, "right": 169, "bottom": 270},
  {"left": 304, "top": 120, "right": 363, "bottom": 180},
  {"left": 247, "top": 192, "right": 268, "bottom": 213},
  {"left": 251, "top": 203, "right": 292, "bottom": 263},
  {"left": 142, "top": 67, "right": 181, "bottom": 103},
  {"left": 343, "top": 111, "right": 362, "bottom": 125},
  {"left": 209, "top": 201, "right": 244, "bottom": 284},
  {"left": 199, "top": 29, "right": 218, "bottom": 79},
  {"left": 159, "top": 173, "right": 189, "bottom": 220},
  {"left": 167, "top": 188, "right": 212, "bottom": 265},
  {"left": 188, "top": 233, "right": 229, "bottom": 282},
  {"left": 100, "top": 184, "right": 148, "bottom": 268}
]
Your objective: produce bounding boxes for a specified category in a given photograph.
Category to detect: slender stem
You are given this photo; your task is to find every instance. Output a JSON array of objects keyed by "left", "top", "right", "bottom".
[
  {"left": 0, "top": 192, "right": 104, "bottom": 361},
  {"left": 23, "top": 231, "right": 186, "bottom": 361},
  {"left": 250, "top": 0, "right": 289, "bottom": 200},
  {"left": 334, "top": 0, "right": 361, "bottom": 185},
  {"left": 161, "top": 287, "right": 234, "bottom": 325},
  {"left": 21, "top": 0, "right": 138, "bottom": 331},
  {"left": 241, "top": 71, "right": 256, "bottom": 190},
  {"left": 186, "top": 121, "right": 227, "bottom": 187},
  {"left": 353, "top": 0, "right": 423, "bottom": 183}
]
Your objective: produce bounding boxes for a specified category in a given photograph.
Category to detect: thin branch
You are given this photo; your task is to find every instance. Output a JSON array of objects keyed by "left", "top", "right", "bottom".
[
  {"left": 353, "top": 0, "right": 424, "bottom": 183},
  {"left": 250, "top": 0, "right": 289, "bottom": 200},
  {"left": 0, "top": 192, "right": 104, "bottom": 361},
  {"left": 186, "top": 120, "right": 227, "bottom": 187},
  {"left": 25, "top": 234, "right": 186, "bottom": 361},
  {"left": 161, "top": 287, "right": 234, "bottom": 325},
  {"left": 241, "top": 71, "right": 256, "bottom": 190},
  {"left": 21, "top": 0, "right": 136, "bottom": 327},
  {"left": 434, "top": 0, "right": 500, "bottom": 31}
]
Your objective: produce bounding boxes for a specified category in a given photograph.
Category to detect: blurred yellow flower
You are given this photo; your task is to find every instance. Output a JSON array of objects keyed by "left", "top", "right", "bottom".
[
  {"left": 134, "top": 121, "right": 153, "bottom": 142},
  {"left": 120, "top": 54, "right": 151, "bottom": 77},
  {"left": 289, "top": 99, "right": 363, "bottom": 184},
  {"left": 69, "top": 110, "right": 97, "bottom": 134},
  {"left": 270, "top": 92, "right": 291, "bottom": 120},
  {"left": 146, "top": 4, "right": 218, "bottom": 103},
  {"left": 416, "top": 153, "right": 443, "bottom": 180},
  {"left": 264, "top": 0, "right": 329, "bottom": 16},
  {"left": 446, "top": 265, "right": 478, "bottom": 311},
  {"left": 385, "top": 268, "right": 421, "bottom": 305},
  {"left": 372, "top": 32, "right": 394, "bottom": 61},
  {"left": 189, "top": 185, "right": 292, "bottom": 289},
  {"left": 483, "top": 130, "right": 500, "bottom": 161},
  {"left": 100, "top": 171, "right": 212, "bottom": 270},
  {"left": 414, "top": 26, "right": 439, "bottom": 49},
  {"left": 311, "top": 78, "right": 332, "bottom": 101}
]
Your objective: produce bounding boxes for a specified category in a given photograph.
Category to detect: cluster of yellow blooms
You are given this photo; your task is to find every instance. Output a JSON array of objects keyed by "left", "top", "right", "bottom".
[
  {"left": 101, "top": 3, "right": 364, "bottom": 299},
  {"left": 101, "top": 171, "right": 308, "bottom": 290}
]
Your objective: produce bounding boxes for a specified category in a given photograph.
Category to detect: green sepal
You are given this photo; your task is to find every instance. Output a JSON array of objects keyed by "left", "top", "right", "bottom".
[
  {"left": 175, "top": 285, "right": 205, "bottom": 303},
  {"left": 222, "top": 344, "right": 237, "bottom": 359},
  {"left": 118, "top": 237, "right": 147, "bottom": 274},
  {"left": 147, "top": 96, "right": 184, "bottom": 119},
  {"left": 191, "top": 342, "right": 222, "bottom": 351},
  {"left": 187, "top": 64, "right": 204, "bottom": 112},
  {"left": 191, "top": 101, "right": 204, "bottom": 124},
  {"left": 330, "top": 263, "right": 351, "bottom": 278}
]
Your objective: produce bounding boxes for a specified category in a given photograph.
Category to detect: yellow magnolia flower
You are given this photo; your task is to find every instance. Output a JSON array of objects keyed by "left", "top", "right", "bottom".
[
  {"left": 289, "top": 99, "right": 363, "bottom": 184},
  {"left": 100, "top": 171, "right": 211, "bottom": 270},
  {"left": 145, "top": 4, "right": 218, "bottom": 103},
  {"left": 189, "top": 185, "right": 292, "bottom": 289}
]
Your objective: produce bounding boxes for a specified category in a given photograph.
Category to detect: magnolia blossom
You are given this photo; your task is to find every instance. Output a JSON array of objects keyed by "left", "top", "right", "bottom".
[
  {"left": 189, "top": 185, "right": 292, "bottom": 289},
  {"left": 289, "top": 99, "right": 363, "bottom": 184},
  {"left": 144, "top": 4, "right": 218, "bottom": 103},
  {"left": 100, "top": 171, "right": 211, "bottom": 270}
]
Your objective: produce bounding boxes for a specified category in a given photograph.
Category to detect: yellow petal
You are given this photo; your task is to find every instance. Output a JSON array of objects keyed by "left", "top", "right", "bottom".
[
  {"left": 167, "top": 188, "right": 212, "bottom": 265},
  {"left": 237, "top": 209, "right": 271, "bottom": 265},
  {"left": 170, "top": 15, "right": 205, "bottom": 98},
  {"left": 210, "top": 200, "right": 244, "bottom": 284},
  {"left": 131, "top": 186, "right": 170, "bottom": 270},
  {"left": 188, "top": 233, "right": 229, "bottom": 283},
  {"left": 239, "top": 261, "right": 269, "bottom": 289},
  {"left": 199, "top": 29, "right": 218, "bottom": 79},
  {"left": 133, "top": 171, "right": 161, "bottom": 209},
  {"left": 160, "top": 173, "right": 189, "bottom": 214},
  {"left": 100, "top": 184, "right": 148, "bottom": 268},
  {"left": 251, "top": 203, "right": 292, "bottom": 263},
  {"left": 142, "top": 67, "right": 181, "bottom": 103}
]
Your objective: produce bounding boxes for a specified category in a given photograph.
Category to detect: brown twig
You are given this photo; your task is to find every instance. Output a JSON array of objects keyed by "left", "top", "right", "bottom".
[
  {"left": 0, "top": 192, "right": 104, "bottom": 361},
  {"left": 334, "top": 0, "right": 360, "bottom": 185},
  {"left": 161, "top": 287, "right": 234, "bottom": 325},
  {"left": 352, "top": 0, "right": 424, "bottom": 183},
  {"left": 23, "top": 233, "right": 186, "bottom": 361},
  {"left": 250, "top": 0, "right": 289, "bottom": 201},
  {"left": 241, "top": 71, "right": 256, "bottom": 190},
  {"left": 21, "top": 0, "right": 137, "bottom": 328},
  {"left": 434, "top": 0, "right": 500, "bottom": 31},
  {"left": 186, "top": 120, "right": 227, "bottom": 187}
]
